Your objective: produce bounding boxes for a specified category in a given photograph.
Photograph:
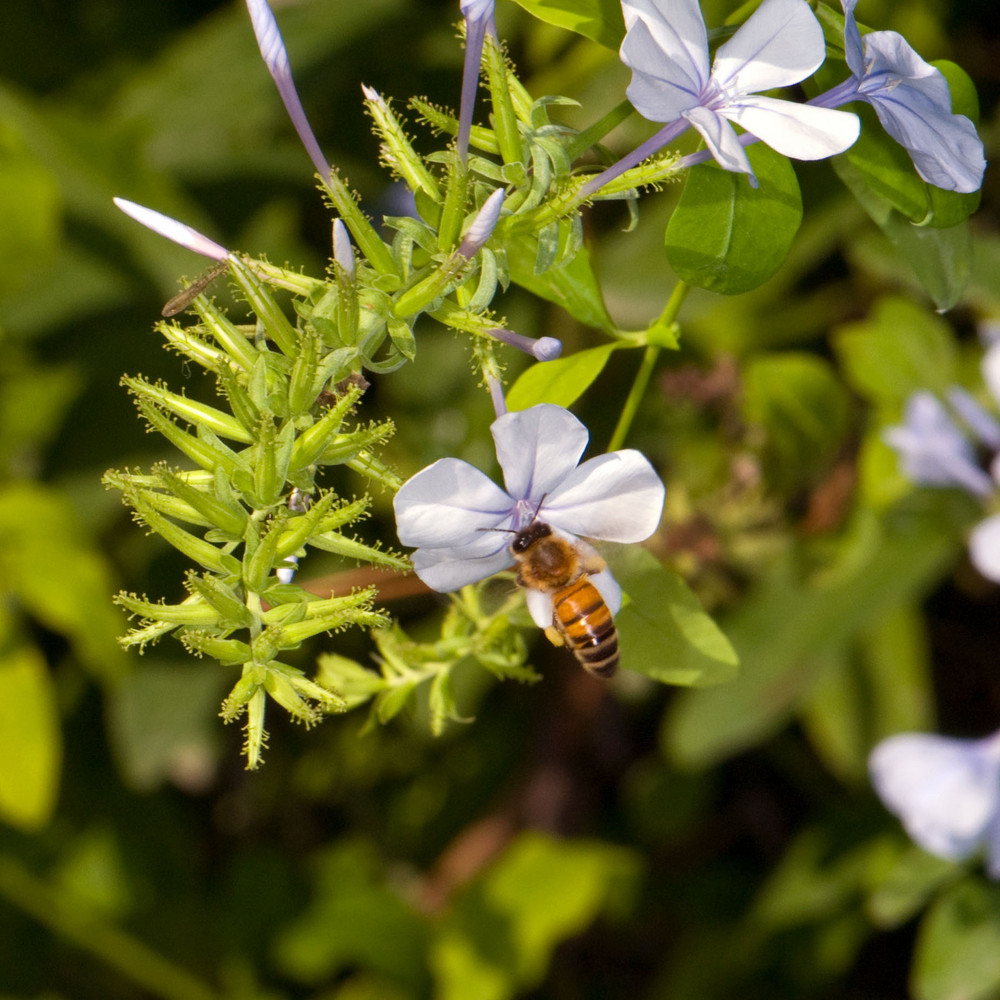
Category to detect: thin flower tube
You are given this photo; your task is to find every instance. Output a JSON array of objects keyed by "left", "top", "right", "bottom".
[
  {"left": 581, "top": 0, "right": 859, "bottom": 195},
  {"left": 870, "top": 728, "right": 1000, "bottom": 878},
  {"left": 393, "top": 404, "right": 665, "bottom": 627}
]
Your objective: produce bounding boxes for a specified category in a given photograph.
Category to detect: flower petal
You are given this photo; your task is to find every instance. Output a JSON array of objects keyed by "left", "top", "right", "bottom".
[
  {"left": 840, "top": 0, "right": 865, "bottom": 78},
  {"left": 492, "top": 405, "right": 590, "bottom": 510},
  {"left": 525, "top": 589, "right": 553, "bottom": 629},
  {"left": 870, "top": 732, "right": 1000, "bottom": 860},
  {"left": 544, "top": 450, "right": 665, "bottom": 543},
  {"left": 683, "top": 105, "right": 754, "bottom": 176},
  {"left": 621, "top": 3, "right": 708, "bottom": 122},
  {"left": 724, "top": 96, "right": 860, "bottom": 160},
  {"left": 113, "top": 198, "right": 229, "bottom": 260},
  {"left": 713, "top": 0, "right": 825, "bottom": 95},
  {"left": 412, "top": 541, "right": 513, "bottom": 592},
  {"left": 969, "top": 515, "right": 1000, "bottom": 584},
  {"left": 393, "top": 457, "right": 514, "bottom": 547}
]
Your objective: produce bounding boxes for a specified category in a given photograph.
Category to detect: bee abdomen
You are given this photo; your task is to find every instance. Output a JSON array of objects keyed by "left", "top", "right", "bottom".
[{"left": 553, "top": 578, "right": 619, "bottom": 678}]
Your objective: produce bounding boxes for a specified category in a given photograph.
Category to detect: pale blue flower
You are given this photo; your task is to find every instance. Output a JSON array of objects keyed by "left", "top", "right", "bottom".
[
  {"left": 812, "top": 0, "right": 985, "bottom": 193},
  {"left": 244, "top": 0, "right": 332, "bottom": 187},
  {"left": 458, "top": 0, "right": 496, "bottom": 163},
  {"left": 882, "top": 391, "right": 993, "bottom": 497},
  {"left": 487, "top": 328, "right": 562, "bottom": 362},
  {"left": 457, "top": 188, "right": 505, "bottom": 258},
  {"left": 113, "top": 198, "right": 229, "bottom": 260},
  {"left": 393, "top": 404, "right": 665, "bottom": 620},
  {"left": 870, "top": 729, "right": 1000, "bottom": 877},
  {"left": 582, "top": 0, "right": 859, "bottom": 195}
]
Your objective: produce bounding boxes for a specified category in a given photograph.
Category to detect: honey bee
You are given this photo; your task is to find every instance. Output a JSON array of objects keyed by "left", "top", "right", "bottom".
[{"left": 509, "top": 520, "right": 619, "bottom": 678}]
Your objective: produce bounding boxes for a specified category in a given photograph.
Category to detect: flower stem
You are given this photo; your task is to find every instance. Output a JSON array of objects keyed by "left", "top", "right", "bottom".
[
  {"left": 0, "top": 854, "right": 221, "bottom": 1000},
  {"left": 607, "top": 281, "right": 689, "bottom": 451},
  {"left": 565, "top": 100, "right": 634, "bottom": 161}
]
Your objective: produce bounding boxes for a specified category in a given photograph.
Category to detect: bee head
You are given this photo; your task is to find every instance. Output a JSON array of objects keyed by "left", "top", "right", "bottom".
[{"left": 510, "top": 520, "right": 552, "bottom": 554}]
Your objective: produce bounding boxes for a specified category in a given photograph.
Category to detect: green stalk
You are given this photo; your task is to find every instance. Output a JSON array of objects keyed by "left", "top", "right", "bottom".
[
  {"left": 0, "top": 854, "right": 221, "bottom": 1000},
  {"left": 607, "top": 282, "right": 689, "bottom": 451},
  {"left": 565, "top": 100, "right": 634, "bottom": 161}
]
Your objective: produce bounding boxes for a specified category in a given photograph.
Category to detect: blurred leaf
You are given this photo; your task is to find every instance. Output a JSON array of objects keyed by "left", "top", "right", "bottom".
[
  {"left": 607, "top": 545, "right": 738, "bottom": 687},
  {"left": 508, "top": 242, "right": 616, "bottom": 333},
  {"left": 665, "top": 145, "right": 802, "bottom": 294},
  {"left": 0, "top": 645, "right": 61, "bottom": 831},
  {"left": 432, "top": 831, "right": 641, "bottom": 1000},
  {"left": 508, "top": 0, "right": 624, "bottom": 48},
  {"left": 506, "top": 343, "right": 617, "bottom": 410},
  {"left": 798, "top": 649, "right": 867, "bottom": 784},
  {"left": 665, "top": 499, "right": 961, "bottom": 769},
  {"left": 0, "top": 485, "right": 127, "bottom": 681},
  {"left": 866, "top": 840, "right": 964, "bottom": 930},
  {"left": 913, "top": 879, "right": 1000, "bottom": 1000},
  {"left": 107, "top": 660, "right": 225, "bottom": 792},
  {"left": 833, "top": 296, "right": 958, "bottom": 405},
  {"left": 833, "top": 158, "right": 971, "bottom": 310},
  {"left": 273, "top": 840, "right": 428, "bottom": 989},
  {"left": 742, "top": 353, "right": 852, "bottom": 488},
  {"left": 0, "top": 119, "right": 61, "bottom": 296}
]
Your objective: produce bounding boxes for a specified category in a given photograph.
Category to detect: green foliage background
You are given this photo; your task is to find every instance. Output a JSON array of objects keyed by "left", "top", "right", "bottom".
[{"left": 1, "top": 0, "right": 999, "bottom": 997}]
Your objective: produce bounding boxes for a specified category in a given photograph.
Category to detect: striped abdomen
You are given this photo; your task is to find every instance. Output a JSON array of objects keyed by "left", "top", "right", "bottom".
[{"left": 552, "top": 576, "right": 619, "bottom": 678}]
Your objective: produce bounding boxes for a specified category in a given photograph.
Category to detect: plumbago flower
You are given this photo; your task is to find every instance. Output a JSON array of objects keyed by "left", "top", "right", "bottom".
[
  {"left": 583, "top": 0, "right": 859, "bottom": 194},
  {"left": 885, "top": 342, "right": 1000, "bottom": 582},
  {"left": 812, "top": 0, "right": 985, "bottom": 193},
  {"left": 870, "top": 729, "right": 1000, "bottom": 877},
  {"left": 393, "top": 405, "right": 665, "bottom": 626}
]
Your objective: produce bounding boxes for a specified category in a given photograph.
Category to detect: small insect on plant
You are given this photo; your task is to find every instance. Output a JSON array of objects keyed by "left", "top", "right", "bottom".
[
  {"left": 160, "top": 260, "right": 229, "bottom": 317},
  {"left": 503, "top": 502, "right": 620, "bottom": 678}
]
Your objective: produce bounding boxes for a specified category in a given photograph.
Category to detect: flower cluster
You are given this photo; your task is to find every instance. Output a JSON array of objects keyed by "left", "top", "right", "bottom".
[
  {"left": 870, "top": 728, "right": 1000, "bottom": 878},
  {"left": 587, "top": 0, "right": 983, "bottom": 195},
  {"left": 884, "top": 340, "right": 1000, "bottom": 582},
  {"left": 394, "top": 404, "right": 665, "bottom": 628}
]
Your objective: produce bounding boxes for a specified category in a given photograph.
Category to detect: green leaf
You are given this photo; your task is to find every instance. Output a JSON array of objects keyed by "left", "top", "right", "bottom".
[
  {"left": 833, "top": 296, "right": 958, "bottom": 405},
  {"left": 606, "top": 545, "right": 738, "bottom": 687},
  {"left": 507, "top": 241, "right": 616, "bottom": 333},
  {"left": 833, "top": 157, "right": 971, "bottom": 310},
  {"left": 431, "top": 831, "right": 641, "bottom": 1000},
  {"left": 0, "top": 646, "right": 61, "bottom": 831},
  {"left": 664, "top": 498, "right": 961, "bottom": 769},
  {"left": 665, "top": 144, "right": 802, "bottom": 294},
  {"left": 508, "top": 0, "right": 624, "bottom": 48},
  {"left": 506, "top": 343, "right": 617, "bottom": 410},
  {"left": 866, "top": 842, "right": 964, "bottom": 930},
  {"left": 741, "top": 353, "right": 852, "bottom": 488},
  {"left": 913, "top": 880, "right": 1000, "bottom": 1000}
]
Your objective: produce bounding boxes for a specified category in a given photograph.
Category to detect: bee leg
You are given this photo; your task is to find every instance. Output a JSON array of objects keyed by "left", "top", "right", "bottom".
[{"left": 543, "top": 625, "right": 565, "bottom": 647}]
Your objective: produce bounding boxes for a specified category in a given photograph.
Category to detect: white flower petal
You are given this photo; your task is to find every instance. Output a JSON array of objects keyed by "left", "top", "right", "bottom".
[
  {"left": 412, "top": 542, "right": 513, "bottom": 592},
  {"left": 623, "top": 19, "right": 706, "bottom": 122},
  {"left": 544, "top": 450, "right": 665, "bottom": 543},
  {"left": 870, "top": 733, "right": 1000, "bottom": 860},
  {"left": 393, "top": 457, "right": 514, "bottom": 547},
  {"left": 724, "top": 96, "right": 860, "bottom": 160},
  {"left": 683, "top": 105, "right": 753, "bottom": 176},
  {"left": 969, "top": 515, "right": 1000, "bottom": 584},
  {"left": 621, "top": 0, "right": 710, "bottom": 94},
  {"left": 493, "top": 405, "right": 589, "bottom": 509},
  {"left": 983, "top": 342, "right": 1000, "bottom": 409},
  {"left": 591, "top": 567, "right": 623, "bottom": 616},
  {"left": 713, "top": 0, "right": 825, "bottom": 95}
]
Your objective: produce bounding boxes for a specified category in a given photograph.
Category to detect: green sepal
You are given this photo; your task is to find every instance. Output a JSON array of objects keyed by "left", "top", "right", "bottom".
[
  {"left": 184, "top": 571, "right": 252, "bottom": 627},
  {"left": 129, "top": 491, "right": 241, "bottom": 577},
  {"left": 157, "top": 465, "right": 249, "bottom": 537},
  {"left": 124, "top": 375, "right": 252, "bottom": 443},
  {"left": 264, "top": 663, "right": 346, "bottom": 726},
  {"left": 260, "top": 587, "right": 380, "bottom": 631},
  {"left": 485, "top": 36, "right": 525, "bottom": 168},
  {"left": 243, "top": 512, "right": 288, "bottom": 594},
  {"left": 215, "top": 362, "right": 262, "bottom": 436},
  {"left": 252, "top": 417, "right": 295, "bottom": 509},
  {"left": 181, "top": 632, "right": 252, "bottom": 665},
  {"left": 411, "top": 97, "right": 500, "bottom": 155},
  {"left": 191, "top": 295, "right": 258, "bottom": 371},
  {"left": 115, "top": 592, "right": 221, "bottom": 627},
  {"left": 318, "top": 420, "right": 394, "bottom": 467},
  {"left": 346, "top": 448, "right": 402, "bottom": 490},
  {"left": 287, "top": 386, "right": 364, "bottom": 475},
  {"left": 133, "top": 396, "right": 241, "bottom": 474},
  {"left": 364, "top": 89, "right": 441, "bottom": 201},
  {"left": 322, "top": 168, "right": 397, "bottom": 277},
  {"left": 274, "top": 491, "right": 347, "bottom": 560},
  {"left": 308, "top": 531, "right": 410, "bottom": 570},
  {"left": 438, "top": 153, "right": 470, "bottom": 252},
  {"left": 227, "top": 257, "right": 299, "bottom": 358},
  {"left": 288, "top": 327, "right": 321, "bottom": 415},
  {"left": 157, "top": 320, "right": 224, "bottom": 370}
]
